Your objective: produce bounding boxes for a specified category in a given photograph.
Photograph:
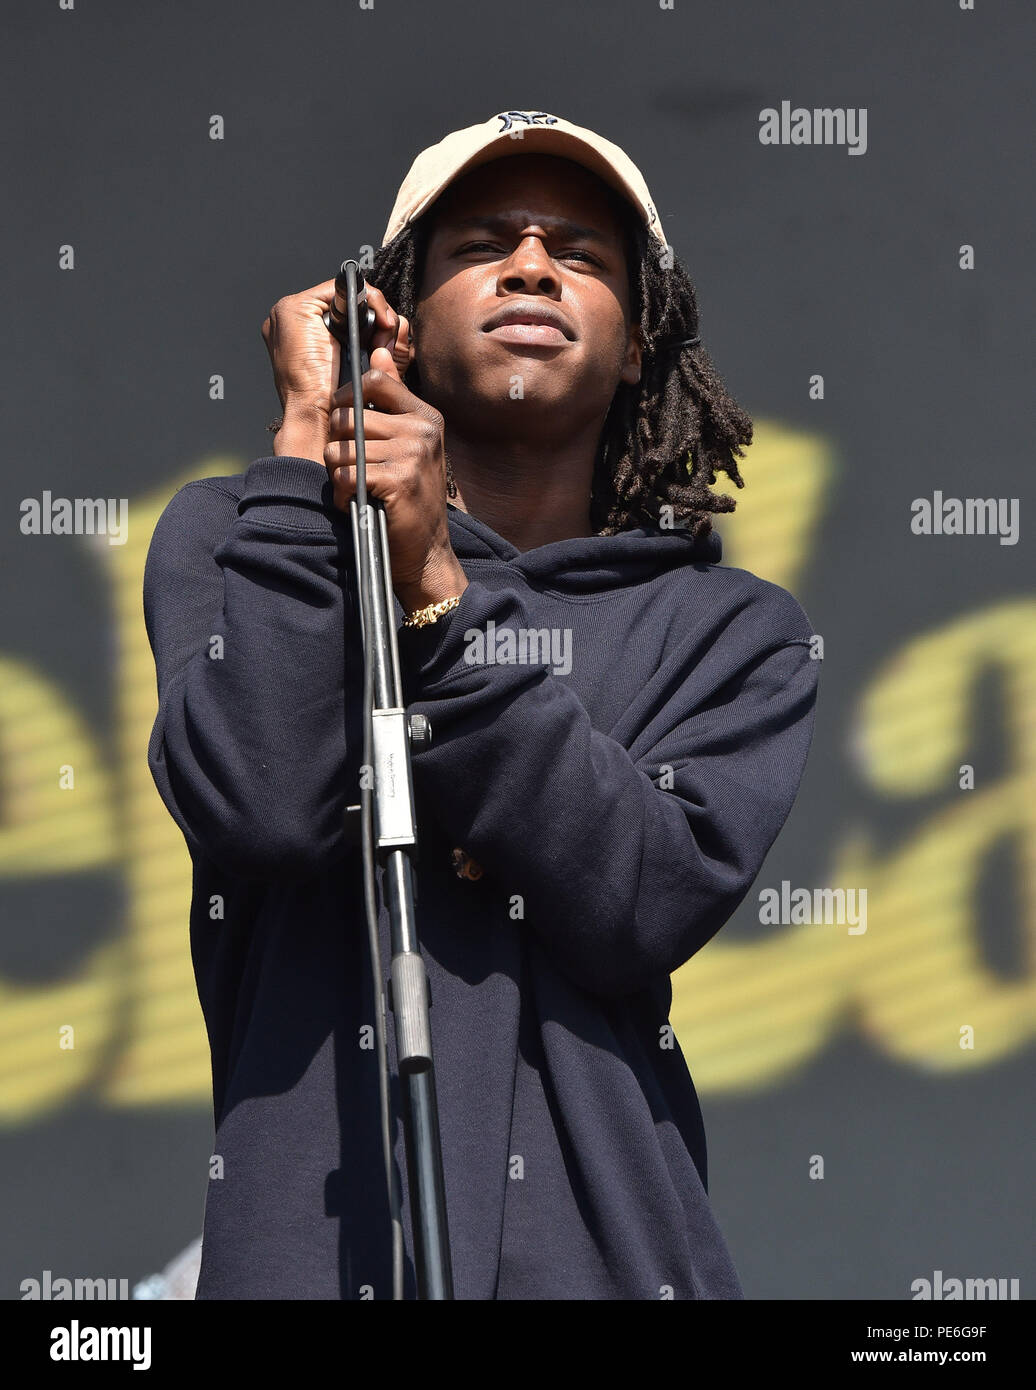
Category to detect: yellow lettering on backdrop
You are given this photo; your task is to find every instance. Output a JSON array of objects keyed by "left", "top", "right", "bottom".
[
  {"left": 849, "top": 601, "right": 1036, "bottom": 1065},
  {"left": 0, "top": 658, "right": 120, "bottom": 1120},
  {"left": 0, "top": 460, "right": 230, "bottom": 1121}
]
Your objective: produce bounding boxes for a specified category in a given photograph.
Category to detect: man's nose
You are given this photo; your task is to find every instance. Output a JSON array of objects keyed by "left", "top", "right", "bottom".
[{"left": 498, "top": 236, "right": 561, "bottom": 296}]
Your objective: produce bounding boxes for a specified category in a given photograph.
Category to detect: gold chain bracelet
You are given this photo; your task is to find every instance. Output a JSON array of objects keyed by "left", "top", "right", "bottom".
[{"left": 401, "top": 595, "right": 463, "bottom": 629}]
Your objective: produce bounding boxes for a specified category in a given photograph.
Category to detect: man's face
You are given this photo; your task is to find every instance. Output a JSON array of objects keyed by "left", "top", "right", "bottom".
[{"left": 410, "top": 153, "right": 642, "bottom": 441}]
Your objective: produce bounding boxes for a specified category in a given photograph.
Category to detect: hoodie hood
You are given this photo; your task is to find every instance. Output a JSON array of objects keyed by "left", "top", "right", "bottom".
[{"left": 445, "top": 501, "right": 722, "bottom": 595}]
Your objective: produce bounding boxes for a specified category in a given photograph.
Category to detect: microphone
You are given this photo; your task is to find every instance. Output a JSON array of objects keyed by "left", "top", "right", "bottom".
[{"left": 323, "top": 259, "right": 377, "bottom": 377}]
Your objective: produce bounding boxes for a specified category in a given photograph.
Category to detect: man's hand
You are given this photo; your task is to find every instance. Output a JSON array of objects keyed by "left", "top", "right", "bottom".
[
  {"left": 261, "top": 280, "right": 411, "bottom": 464},
  {"left": 326, "top": 366, "right": 468, "bottom": 615}
]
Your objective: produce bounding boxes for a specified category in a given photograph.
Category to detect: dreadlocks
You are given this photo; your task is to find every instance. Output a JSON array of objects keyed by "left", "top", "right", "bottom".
[{"left": 368, "top": 208, "right": 752, "bottom": 539}]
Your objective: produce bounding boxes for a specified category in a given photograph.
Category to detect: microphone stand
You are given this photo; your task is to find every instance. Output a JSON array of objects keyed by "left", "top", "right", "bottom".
[{"left": 324, "top": 259, "right": 454, "bottom": 1300}]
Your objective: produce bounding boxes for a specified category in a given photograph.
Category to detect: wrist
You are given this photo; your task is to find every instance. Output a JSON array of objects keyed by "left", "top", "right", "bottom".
[
  {"left": 273, "top": 429, "right": 326, "bottom": 466},
  {"left": 273, "top": 399, "right": 329, "bottom": 465},
  {"left": 397, "top": 560, "right": 468, "bottom": 616}
]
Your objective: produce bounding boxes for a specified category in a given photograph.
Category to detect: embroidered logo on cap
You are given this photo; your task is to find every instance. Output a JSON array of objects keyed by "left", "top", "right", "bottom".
[{"left": 495, "top": 110, "right": 559, "bottom": 133}]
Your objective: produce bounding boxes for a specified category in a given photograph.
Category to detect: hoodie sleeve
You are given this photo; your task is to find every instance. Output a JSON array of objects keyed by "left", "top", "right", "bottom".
[
  {"left": 399, "top": 577, "right": 819, "bottom": 1000},
  {"left": 143, "top": 456, "right": 356, "bottom": 881}
]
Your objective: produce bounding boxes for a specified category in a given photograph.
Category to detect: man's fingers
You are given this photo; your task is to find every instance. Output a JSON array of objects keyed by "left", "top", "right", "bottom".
[
  {"left": 363, "top": 285, "right": 411, "bottom": 376},
  {"left": 323, "top": 441, "right": 407, "bottom": 479},
  {"left": 296, "top": 279, "right": 338, "bottom": 311},
  {"left": 328, "top": 405, "right": 400, "bottom": 439},
  {"left": 366, "top": 289, "right": 394, "bottom": 330},
  {"left": 392, "top": 314, "right": 412, "bottom": 377},
  {"left": 332, "top": 367, "right": 433, "bottom": 417},
  {"left": 365, "top": 281, "right": 409, "bottom": 381}
]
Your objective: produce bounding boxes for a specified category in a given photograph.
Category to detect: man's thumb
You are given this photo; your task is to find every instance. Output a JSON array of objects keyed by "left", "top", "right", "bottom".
[{"left": 369, "top": 344, "right": 402, "bottom": 382}]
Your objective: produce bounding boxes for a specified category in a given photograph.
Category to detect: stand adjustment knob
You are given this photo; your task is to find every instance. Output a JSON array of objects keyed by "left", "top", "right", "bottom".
[{"left": 408, "top": 713, "right": 432, "bottom": 748}]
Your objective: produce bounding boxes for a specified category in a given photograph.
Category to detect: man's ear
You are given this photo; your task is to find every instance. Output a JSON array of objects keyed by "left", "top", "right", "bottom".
[{"left": 620, "top": 321, "right": 643, "bottom": 387}]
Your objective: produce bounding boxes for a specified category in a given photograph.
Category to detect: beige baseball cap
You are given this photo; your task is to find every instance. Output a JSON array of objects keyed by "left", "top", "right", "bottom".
[{"left": 381, "top": 109, "right": 667, "bottom": 249}]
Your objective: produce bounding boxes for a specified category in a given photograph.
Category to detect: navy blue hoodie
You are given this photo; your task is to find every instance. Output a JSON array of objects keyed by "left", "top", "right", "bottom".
[{"left": 143, "top": 454, "right": 819, "bottom": 1300}]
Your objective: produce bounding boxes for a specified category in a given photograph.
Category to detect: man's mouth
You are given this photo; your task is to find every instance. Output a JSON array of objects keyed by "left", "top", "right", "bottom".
[{"left": 481, "top": 303, "right": 575, "bottom": 346}]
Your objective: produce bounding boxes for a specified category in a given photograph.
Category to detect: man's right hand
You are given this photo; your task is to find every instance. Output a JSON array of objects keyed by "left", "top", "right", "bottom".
[{"left": 261, "top": 278, "right": 412, "bottom": 465}]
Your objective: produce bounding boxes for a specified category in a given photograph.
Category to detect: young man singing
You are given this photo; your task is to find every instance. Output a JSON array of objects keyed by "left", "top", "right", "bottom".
[{"left": 143, "top": 110, "right": 820, "bottom": 1300}]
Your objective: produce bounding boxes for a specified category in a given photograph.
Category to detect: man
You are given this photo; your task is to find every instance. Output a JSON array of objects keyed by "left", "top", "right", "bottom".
[{"left": 143, "top": 110, "right": 819, "bottom": 1299}]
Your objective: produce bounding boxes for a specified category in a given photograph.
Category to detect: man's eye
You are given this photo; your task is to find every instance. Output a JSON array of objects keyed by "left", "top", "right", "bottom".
[{"left": 457, "top": 241, "right": 600, "bottom": 266}]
